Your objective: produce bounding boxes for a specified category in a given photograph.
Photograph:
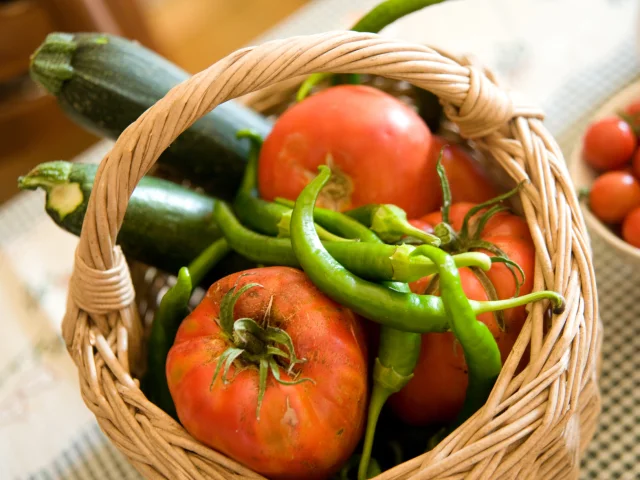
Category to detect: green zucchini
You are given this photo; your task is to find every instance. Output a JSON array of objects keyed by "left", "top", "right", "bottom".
[
  {"left": 17, "top": 161, "right": 253, "bottom": 278},
  {"left": 29, "top": 33, "right": 273, "bottom": 200}
]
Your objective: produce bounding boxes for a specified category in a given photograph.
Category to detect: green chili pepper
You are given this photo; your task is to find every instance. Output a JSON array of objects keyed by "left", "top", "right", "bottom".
[
  {"left": 277, "top": 209, "right": 354, "bottom": 242},
  {"left": 214, "top": 200, "right": 491, "bottom": 284},
  {"left": 278, "top": 198, "right": 428, "bottom": 479},
  {"left": 289, "top": 166, "right": 565, "bottom": 331},
  {"left": 290, "top": 168, "right": 566, "bottom": 474},
  {"left": 292, "top": 200, "right": 428, "bottom": 480},
  {"left": 296, "top": 0, "right": 447, "bottom": 101},
  {"left": 144, "top": 237, "right": 231, "bottom": 418},
  {"left": 233, "top": 129, "right": 302, "bottom": 236},
  {"left": 410, "top": 244, "right": 500, "bottom": 428},
  {"left": 358, "top": 281, "right": 421, "bottom": 480},
  {"left": 233, "top": 130, "right": 346, "bottom": 242},
  {"left": 277, "top": 198, "right": 439, "bottom": 245},
  {"left": 345, "top": 203, "right": 441, "bottom": 245}
]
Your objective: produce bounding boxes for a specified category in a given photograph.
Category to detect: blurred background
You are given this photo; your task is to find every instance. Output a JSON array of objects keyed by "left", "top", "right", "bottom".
[{"left": 0, "top": 0, "right": 309, "bottom": 204}]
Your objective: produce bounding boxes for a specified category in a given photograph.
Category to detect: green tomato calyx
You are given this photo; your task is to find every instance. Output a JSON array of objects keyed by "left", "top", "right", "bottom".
[{"left": 211, "top": 280, "right": 314, "bottom": 419}]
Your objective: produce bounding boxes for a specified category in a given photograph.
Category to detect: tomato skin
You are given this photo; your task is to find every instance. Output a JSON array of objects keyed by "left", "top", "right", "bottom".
[
  {"left": 257, "top": 85, "right": 433, "bottom": 217},
  {"left": 166, "top": 267, "right": 368, "bottom": 480},
  {"left": 623, "top": 99, "right": 640, "bottom": 118},
  {"left": 632, "top": 148, "right": 640, "bottom": 180},
  {"left": 582, "top": 117, "right": 637, "bottom": 170},
  {"left": 391, "top": 204, "right": 534, "bottom": 426},
  {"left": 429, "top": 136, "right": 499, "bottom": 208},
  {"left": 622, "top": 207, "right": 640, "bottom": 248},
  {"left": 589, "top": 171, "right": 640, "bottom": 224}
]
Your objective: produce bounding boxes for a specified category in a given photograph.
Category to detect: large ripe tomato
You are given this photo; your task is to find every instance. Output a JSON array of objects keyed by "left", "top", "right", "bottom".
[
  {"left": 166, "top": 267, "right": 369, "bottom": 480},
  {"left": 582, "top": 117, "right": 637, "bottom": 171},
  {"left": 589, "top": 171, "right": 640, "bottom": 224},
  {"left": 390, "top": 203, "right": 534, "bottom": 426},
  {"left": 257, "top": 85, "right": 433, "bottom": 218}
]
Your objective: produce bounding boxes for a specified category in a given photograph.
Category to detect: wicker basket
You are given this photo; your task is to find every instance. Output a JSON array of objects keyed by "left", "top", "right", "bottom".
[{"left": 61, "top": 31, "right": 602, "bottom": 479}]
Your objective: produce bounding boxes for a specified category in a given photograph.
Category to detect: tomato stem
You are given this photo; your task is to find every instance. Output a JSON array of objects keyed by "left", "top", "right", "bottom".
[
  {"left": 432, "top": 163, "right": 526, "bottom": 300},
  {"left": 459, "top": 182, "right": 524, "bottom": 240},
  {"left": 357, "top": 357, "right": 415, "bottom": 480},
  {"left": 211, "top": 282, "right": 314, "bottom": 419},
  {"left": 435, "top": 149, "right": 452, "bottom": 225},
  {"left": 468, "top": 240, "right": 525, "bottom": 297},
  {"left": 469, "top": 205, "right": 510, "bottom": 242}
]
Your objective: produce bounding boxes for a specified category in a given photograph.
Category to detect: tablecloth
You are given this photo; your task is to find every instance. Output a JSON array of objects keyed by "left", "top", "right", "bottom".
[{"left": 1, "top": 0, "right": 639, "bottom": 478}]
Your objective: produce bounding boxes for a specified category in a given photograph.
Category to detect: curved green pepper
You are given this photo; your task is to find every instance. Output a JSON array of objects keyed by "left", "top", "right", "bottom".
[
  {"left": 144, "top": 237, "right": 231, "bottom": 417},
  {"left": 288, "top": 166, "right": 565, "bottom": 333}
]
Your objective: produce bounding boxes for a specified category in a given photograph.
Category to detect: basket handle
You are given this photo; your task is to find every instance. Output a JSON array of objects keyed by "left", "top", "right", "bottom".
[{"left": 62, "top": 30, "right": 542, "bottom": 360}]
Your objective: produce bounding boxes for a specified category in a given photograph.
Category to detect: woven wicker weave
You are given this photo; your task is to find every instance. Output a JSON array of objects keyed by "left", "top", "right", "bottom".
[{"left": 61, "top": 31, "right": 602, "bottom": 480}]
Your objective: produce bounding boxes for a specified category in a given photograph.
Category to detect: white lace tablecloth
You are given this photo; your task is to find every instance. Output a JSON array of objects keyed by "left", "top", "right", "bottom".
[{"left": 1, "top": 0, "right": 639, "bottom": 478}]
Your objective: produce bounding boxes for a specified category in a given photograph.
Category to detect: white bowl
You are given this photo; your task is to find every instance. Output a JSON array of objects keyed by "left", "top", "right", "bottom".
[{"left": 568, "top": 79, "right": 640, "bottom": 263}]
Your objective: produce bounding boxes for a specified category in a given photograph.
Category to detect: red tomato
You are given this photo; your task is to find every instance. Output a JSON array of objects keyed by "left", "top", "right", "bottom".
[
  {"left": 582, "top": 117, "right": 637, "bottom": 170},
  {"left": 623, "top": 99, "right": 640, "bottom": 118},
  {"left": 589, "top": 171, "right": 640, "bottom": 224},
  {"left": 632, "top": 148, "right": 640, "bottom": 180},
  {"left": 167, "top": 267, "right": 368, "bottom": 480},
  {"left": 390, "top": 203, "right": 534, "bottom": 425},
  {"left": 427, "top": 136, "right": 500, "bottom": 209},
  {"left": 258, "top": 85, "right": 433, "bottom": 217},
  {"left": 622, "top": 207, "right": 640, "bottom": 248}
]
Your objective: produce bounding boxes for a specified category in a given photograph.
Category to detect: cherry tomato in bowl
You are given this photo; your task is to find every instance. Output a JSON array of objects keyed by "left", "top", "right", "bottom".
[
  {"left": 632, "top": 148, "right": 640, "bottom": 180},
  {"left": 582, "top": 117, "right": 637, "bottom": 171},
  {"left": 623, "top": 207, "right": 640, "bottom": 248},
  {"left": 569, "top": 80, "right": 640, "bottom": 262},
  {"left": 588, "top": 171, "right": 640, "bottom": 224}
]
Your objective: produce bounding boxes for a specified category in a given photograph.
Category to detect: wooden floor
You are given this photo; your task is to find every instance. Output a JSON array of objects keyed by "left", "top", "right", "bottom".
[{"left": 0, "top": 0, "right": 308, "bottom": 205}]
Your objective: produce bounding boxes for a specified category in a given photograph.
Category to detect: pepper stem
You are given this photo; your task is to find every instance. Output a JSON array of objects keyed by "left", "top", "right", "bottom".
[
  {"left": 358, "top": 358, "right": 414, "bottom": 480},
  {"left": 393, "top": 249, "right": 492, "bottom": 282},
  {"left": 370, "top": 204, "right": 441, "bottom": 246},
  {"left": 357, "top": 384, "right": 391, "bottom": 480},
  {"left": 471, "top": 290, "right": 565, "bottom": 316}
]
